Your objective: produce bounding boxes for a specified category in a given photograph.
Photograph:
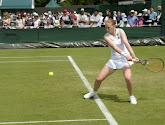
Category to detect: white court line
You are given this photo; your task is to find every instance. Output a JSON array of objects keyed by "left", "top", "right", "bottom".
[
  {"left": 0, "top": 119, "right": 107, "bottom": 125},
  {"left": 68, "top": 56, "right": 118, "bottom": 125},
  {"left": 0, "top": 56, "right": 67, "bottom": 59},
  {"left": 0, "top": 60, "right": 69, "bottom": 63}
]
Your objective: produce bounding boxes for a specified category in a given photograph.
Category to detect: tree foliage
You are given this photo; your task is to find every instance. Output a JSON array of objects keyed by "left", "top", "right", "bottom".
[{"left": 35, "top": 0, "right": 50, "bottom": 7}]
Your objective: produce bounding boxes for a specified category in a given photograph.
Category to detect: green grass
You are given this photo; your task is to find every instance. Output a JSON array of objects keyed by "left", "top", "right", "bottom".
[{"left": 0, "top": 46, "right": 164, "bottom": 125}]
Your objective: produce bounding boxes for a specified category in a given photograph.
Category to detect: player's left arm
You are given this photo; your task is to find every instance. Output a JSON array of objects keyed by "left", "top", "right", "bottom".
[{"left": 119, "top": 28, "right": 139, "bottom": 62}]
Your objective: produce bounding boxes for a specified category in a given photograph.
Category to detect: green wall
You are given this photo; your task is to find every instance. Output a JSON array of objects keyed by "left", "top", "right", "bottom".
[
  {"left": 0, "top": 27, "right": 161, "bottom": 44},
  {"left": 161, "top": 0, "right": 165, "bottom": 36},
  {"left": 151, "top": 0, "right": 162, "bottom": 10}
]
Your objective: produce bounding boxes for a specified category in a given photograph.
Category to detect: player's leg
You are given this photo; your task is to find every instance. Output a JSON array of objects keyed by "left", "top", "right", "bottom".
[
  {"left": 122, "top": 65, "right": 133, "bottom": 96},
  {"left": 84, "top": 65, "right": 115, "bottom": 99},
  {"left": 122, "top": 65, "right": 137, "bottom": 104},
  {"left": 94, "top": 65, "right": 115, "bottom": 92}
]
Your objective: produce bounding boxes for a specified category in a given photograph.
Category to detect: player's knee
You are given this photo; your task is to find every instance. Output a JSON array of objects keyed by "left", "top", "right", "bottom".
[
  {"left": 125, "top": 77, "right": 132, "bottom": 83},
  {"left": 96, "top": 76, "right": 103, "bottom": 82}
]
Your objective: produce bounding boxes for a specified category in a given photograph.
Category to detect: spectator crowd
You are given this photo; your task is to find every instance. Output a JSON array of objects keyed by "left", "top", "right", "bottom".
[{"left": 1, "top": 5, "right": 162, "bottom": 29}]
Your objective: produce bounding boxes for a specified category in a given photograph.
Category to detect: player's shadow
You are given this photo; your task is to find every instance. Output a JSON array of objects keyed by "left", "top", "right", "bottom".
[{"left": 98, "top": 94, "right": 129, "bottom": 103}]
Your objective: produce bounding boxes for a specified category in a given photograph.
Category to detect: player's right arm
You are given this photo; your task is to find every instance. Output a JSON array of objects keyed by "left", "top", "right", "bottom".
[{"left": 104, "top": 34, "right": 132, "bottom": 61}]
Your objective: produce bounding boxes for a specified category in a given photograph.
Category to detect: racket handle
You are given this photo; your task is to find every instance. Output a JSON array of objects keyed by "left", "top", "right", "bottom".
[{"left": 132, "top": 59, "right": 136, "bottom": 61}]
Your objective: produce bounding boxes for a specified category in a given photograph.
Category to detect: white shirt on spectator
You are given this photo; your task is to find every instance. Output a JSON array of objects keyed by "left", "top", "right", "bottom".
[
  {"left": 34, "top": 19, "right": 40, "bottom": 28},
  {"left": 98, "top": 16, "right": 104, "bottom": 27},
  {"left": 61, "top": 15, "right": 70, "bottom": 21},
  {"left": 91, "top": 14, "right": 101, "bottom": 27},
  {"left": 104, "top": 16, "right": 109, "bottom": 23},
  {"left": 78, "top": 14, "right": 88, "bottom": 27},
  {"left": 16, "top": 19, "right": 24, "bottom": 29},
  {"left": 157, "top": 12, "right": 161, "bottom": 22}
]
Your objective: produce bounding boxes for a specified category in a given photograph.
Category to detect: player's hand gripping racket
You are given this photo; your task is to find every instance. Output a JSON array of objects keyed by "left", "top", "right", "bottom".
[{"left": 132, "top": 57, "right": 164, "bottom": 72}]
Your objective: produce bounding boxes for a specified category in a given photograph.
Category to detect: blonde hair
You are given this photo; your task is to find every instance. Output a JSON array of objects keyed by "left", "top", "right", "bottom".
[
  {"left": 105, "top": 19, "right": 116, "bottom": 26},
  {"left": 4, "top": 12, "right": 10, "bottom": 19}
]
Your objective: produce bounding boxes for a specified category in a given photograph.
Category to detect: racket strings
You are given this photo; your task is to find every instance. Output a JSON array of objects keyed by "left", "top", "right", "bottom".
[{"left": 146, "top": 58, "right": 164, "bottom": 72}]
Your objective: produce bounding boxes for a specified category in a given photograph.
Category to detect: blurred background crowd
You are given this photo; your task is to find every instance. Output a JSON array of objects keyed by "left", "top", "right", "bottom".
[{"left": 1, "top": 5, "right": 162, "bottom": 29}]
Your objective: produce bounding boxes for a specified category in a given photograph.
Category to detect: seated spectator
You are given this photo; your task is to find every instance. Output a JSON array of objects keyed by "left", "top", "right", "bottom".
[
  {"left": 127, "top": 10, "right": 138, "bottom": 27},
  {"left": 48, "top": 11, "right": 55, "bottom": 25},
  {"left": 78, "top": 8, "right": 88, "bottom": 27},
  {"left": 22, "top": 13, "right": 27, "bottom": 25},
  {"left": 16, "top": 13, "right": 25, "bottom": 29},
  {"left": 10, "top": 23, "right": 16, "bottom": 29},
  {"left": 72, "top": 21, "right": 79, "bottom": 28},
  {"left": 89, "top": 18, "right": 97, "bottom": 27},
  {"left": 142, "top": 8, "right": 149, "bottom": 25},
  {"left": 54, "top": 20, "right": 60, "bottom": 28},
  {"left": 44, "top": 19, "right": 54, "bottom": 29},
  {"left": 157, "top": 6, "right": 162, "bottom": 25},
  {"left": 116, "top": 11, "right": 122, "bottom": 27},
  {"left": 121, "top": 18, "right": 130, "bottom": 27},
  {"left": 103, "top": 9, "right": 113, "bottom": 24},
  {"left": 147, "top": 9, "right": 150, "bottom": 14},
  {"left": 26, "top": 13, "right": 33, "bottom": 29},
  {"left": 98, "top": 12, "right": 104, "bottom": 27},
  {"left": 91, "top": 9, "right": 101, "bottom": 27},
  {"left": 43, "top": 13, "right": 49, "bottom": 27},
  {"left": 113, "top": 11, "right": 117, "bottom": 18},
  {"left": 148, "top": 6, "right": 157, "bottom": 26},
  {"left": 137, "top": 13, "right": 143, "bottom": 27},
  {"left": 86, "top": 13, "right": 91, "bottom": 25},
  {"left": 33, "top": 13, "right": 40, "bottom": 28},
  {"left": 134, "top": 11, "right": 138, "bottom": 17},
  {"left": 2, "top": 12, "right": 11, "bottom": 29},
  {"left": 70, "top": 10, "right": 77, "bottom": 25},
  {"left": 60, "top": 20, "right": 69, "bottom": 28},
  {"left": 121, "top": 13, "right": 127, "bottom": 27},
  {"left": 57, "top": 12, "right": 62, "bottom": 20},
  {"left": 60, "top": 9, "right": 71, "bottom": 25},
  {"left": 74, "top": 11, "right": 78, "bottom": 17},
  {"left": 10, "top": 13, "right": 16, "bottom": 22}
]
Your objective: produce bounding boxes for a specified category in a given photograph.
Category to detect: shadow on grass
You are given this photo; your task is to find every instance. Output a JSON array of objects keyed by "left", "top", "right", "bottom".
[
  {"left": 98, "top": 94, "right": 130, "bottom": 103},
  {"left": 82, "top": 93, "right": 129, "bottom": 103}
]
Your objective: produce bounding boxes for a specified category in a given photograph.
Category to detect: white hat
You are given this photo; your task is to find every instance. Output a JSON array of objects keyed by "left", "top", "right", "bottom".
[
  {"left": 142, "top": 9, "right": 147, "bottom": 12},
  {"left": 121, "top": 13, "right": 127, "bottom": 18},
  {"left": 74, "top": 11, "right": 77, "bottom": 14},
  {"left": 130, "top": 10, "right": 135, "bottom": 13},
  {"left": 34, "top": 13, "right": 39, "bottom": 16},
  {"left": 81, "top": 8, "right": 84, "bottom": 11},
  {"left": 54, "top": 20, "right": 60, "bottom": 27},
  {"left": 137, "top": 13, "right": 142, "bottom": 17}
]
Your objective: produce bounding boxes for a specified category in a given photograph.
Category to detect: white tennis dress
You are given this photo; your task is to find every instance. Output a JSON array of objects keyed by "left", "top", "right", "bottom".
[{"left": 106, "top": 28, "right": 133, "bottom": 69}]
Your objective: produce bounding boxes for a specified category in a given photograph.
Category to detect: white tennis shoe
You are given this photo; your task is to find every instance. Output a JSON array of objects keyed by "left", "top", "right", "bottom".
[
  {"left": 129, "top": 96, "right": 137, "bottom": 104},
  {"left": 84, "top": 91, "right": 96, "bottom": 99}
]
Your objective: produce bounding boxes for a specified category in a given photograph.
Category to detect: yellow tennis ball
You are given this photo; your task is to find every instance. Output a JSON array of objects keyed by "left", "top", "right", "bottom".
[{"left": 49, "top": 72, "right": 54, "bottom": 76}]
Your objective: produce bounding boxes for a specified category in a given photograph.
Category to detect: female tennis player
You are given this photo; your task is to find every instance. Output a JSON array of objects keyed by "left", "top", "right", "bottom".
[{"left": 84, "top": 19, "right": 139, "bottom": 104}]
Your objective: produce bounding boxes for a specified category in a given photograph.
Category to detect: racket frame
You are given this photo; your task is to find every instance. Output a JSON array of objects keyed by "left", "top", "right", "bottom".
[{"left": 133, "top": 57, "right": 164, "bottom": 72}]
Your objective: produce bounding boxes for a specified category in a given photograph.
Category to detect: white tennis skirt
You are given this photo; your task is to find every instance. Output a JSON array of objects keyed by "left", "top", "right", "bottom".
[{"left": 106, "top": 59, "right": 133, "bottom": 69}]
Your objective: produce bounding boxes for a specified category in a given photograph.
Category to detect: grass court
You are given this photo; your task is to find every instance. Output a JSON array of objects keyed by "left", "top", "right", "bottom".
[{"left": 0, "top": 46, "right": 164, "bottom": 125}]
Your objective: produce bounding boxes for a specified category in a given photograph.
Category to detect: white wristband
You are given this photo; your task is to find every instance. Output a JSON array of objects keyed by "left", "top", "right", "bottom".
[{"left": 121, "top": 51, "right": 128, "bottom": 57}]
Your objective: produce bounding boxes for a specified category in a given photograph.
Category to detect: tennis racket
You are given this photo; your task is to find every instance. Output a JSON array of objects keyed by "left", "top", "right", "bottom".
[{"left": 132, "top": 57, "right": 164, "bottom": 72}]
